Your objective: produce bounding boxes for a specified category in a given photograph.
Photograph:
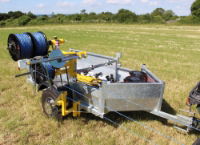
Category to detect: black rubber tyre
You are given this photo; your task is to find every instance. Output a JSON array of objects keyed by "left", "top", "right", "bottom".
[{"left": 41, "top": 87, "right": 60, "bottom": 118}]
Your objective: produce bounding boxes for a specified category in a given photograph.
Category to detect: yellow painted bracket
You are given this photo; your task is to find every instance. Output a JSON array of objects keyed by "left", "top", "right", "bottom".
[
  {"left": 73, "top": 101, "right": 81, "bottom": 117},
  {"left": 54, "top": 51, "right": 87, "bottom": 78},
  {"left": 55, "top": 58, "right": 77, "bottom": 78},
  {"left": 56, "top": 91, "right": 68, "bottom": 116},
  {"left": 56, "top": 91, "right": 81, "bottom": 117}
]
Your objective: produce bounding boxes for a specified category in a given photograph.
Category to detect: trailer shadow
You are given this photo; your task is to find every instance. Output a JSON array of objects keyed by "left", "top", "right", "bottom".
[
  {"left": 70, "top": 100, "right": 200, "bottom": 135},
  {"left": 63, "top": 99, "right": 179, "bottom": 129},
  {"left": 61, "top": 99, "right": 199, "bottom": 134},
  {"left": 161, "top": 99, "right": 176, "bottom": 115}
]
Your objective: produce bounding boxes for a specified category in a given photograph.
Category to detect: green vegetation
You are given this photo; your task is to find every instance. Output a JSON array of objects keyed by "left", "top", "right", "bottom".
[
  {"left": 0, "top": 8, "right": 190, "bottom": 27},
  {"left": 0, "top": 8, "right": 176, "bottom": 27},
  {"left": 2, "top": 0, "right": 200, "bottom": 26},
  {"left": 0, "top": 24, "right": 199, "bottom": 145},
  {"left": 191, "top": 0, "right": 200, "bottom": 17}
]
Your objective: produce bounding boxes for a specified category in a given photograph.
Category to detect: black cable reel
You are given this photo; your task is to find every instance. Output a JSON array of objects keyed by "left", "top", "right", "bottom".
[
  {"left": 7, "top": 32, "right": 57, "bottom": 89},
  {"left": 7, "top": 31, "right": 49, "bottom": 61},
  {"left": 7, "top": 33, "right": 34, "bottom": 61}
]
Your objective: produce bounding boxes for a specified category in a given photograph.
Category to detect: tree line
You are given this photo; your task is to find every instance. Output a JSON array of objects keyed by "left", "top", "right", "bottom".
[
  {"left": 0, "top": 8, "right": 178, "bottom": 26},
  {"left": 1, "top": 0, "right": 200, "bottom": 26}
]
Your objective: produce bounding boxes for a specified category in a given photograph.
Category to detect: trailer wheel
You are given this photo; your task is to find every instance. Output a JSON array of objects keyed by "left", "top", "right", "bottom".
[{"left": 41, "top": 87, "right": 61, "bottom": 119}]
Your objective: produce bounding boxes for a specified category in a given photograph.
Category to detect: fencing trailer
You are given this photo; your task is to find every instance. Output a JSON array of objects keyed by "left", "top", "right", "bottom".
[{"left": 8, "top": 32, "right": 200, "bottom": 145}]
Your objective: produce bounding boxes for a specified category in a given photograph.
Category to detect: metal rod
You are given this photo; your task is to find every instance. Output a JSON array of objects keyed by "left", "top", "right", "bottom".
[
  {"left": 30, "top": 55, "right": 79, "bottom": 65},
  {"left": 77, "top": 60, "right": 116, "bottom": 73},
  {"left": 70, "top": 48, "right": 117, "bottom": 61},
  {"left": 15, "top": 72, "right": 31, "bottom": 78}
]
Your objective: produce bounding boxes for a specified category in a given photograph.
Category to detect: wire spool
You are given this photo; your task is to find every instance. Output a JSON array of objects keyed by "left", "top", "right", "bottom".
[
  {"left": 7, "top": 33, "right": 33, "bottom": 61},
  {"left": 26, "top": 32, "right": 49, "bottom": 57},
  {"left": 31, "top": 61, "right": 55, "bottom": 84}
]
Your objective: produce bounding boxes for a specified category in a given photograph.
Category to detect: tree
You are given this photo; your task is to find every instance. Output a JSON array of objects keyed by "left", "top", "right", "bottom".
[
  {"left": 151, "top": 8, "right": 165, "bottom": 17},
  {"left": 163, "top": 10, "right": 176, "bottom": 21},
  {"left": 73, "top": 14, "right": 82, "bottom": 21},
  {"left": 191, "top": 0, "right": 200, "bottom": 17},
  {"left": 49, "top": 14, "right": 66, "bottom": 23},
  {"left": 87, "top": 12, "right": 97, "bottom": 21},
  {"left": 178, "top": 15, "right": 200, "bottom": 24},
  {"left": 115, "top": 9, "right": 137, "bottom": 23},
  {"left": 81, "top": 9, "right": 86, "bottom": 15},
  {"left": 151, "top": 8, "right": 177, "bottom": 22},
  {"left": 38, "top": 15, "right": 48, "bottom": 21},
  {"left": 0, "top": 13, "right": 9, "bottom": 21},
  {"left": 152, "top": 15, "right": 165, "bottom": 24},
  {"left": 0, "top": 21, "right": 6, "bottom": 26},
  {"left": 27, "top": 12, "right": 36, "bottom": 19},
  {"left": 8, "top": 11, "right": 24, "bottom": 19},
  {"left": 138, "top": 13, "right": 152, "bottom": 23},
  {"left": 99, "top": 12, "right": 113, "bottom": 22},
  {"left": 18, "top": 15, "right": 31, "bottom": 26}
]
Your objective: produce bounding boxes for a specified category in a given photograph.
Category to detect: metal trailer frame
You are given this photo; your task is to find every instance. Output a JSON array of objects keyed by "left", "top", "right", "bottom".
[
  {"left": 18, "top": 49, "right": 200, "bottom": 132},
  {"left": 69, "top": 49, "right": 199, "bottom": 132}
]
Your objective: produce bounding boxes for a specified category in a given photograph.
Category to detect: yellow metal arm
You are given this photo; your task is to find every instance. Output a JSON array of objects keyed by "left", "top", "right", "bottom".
[
  {"left": 56, "top": 91, "right": 68, "bottom": 116},
  {"left": 56, "top": 91, "right": 80, "bottom": 117},
  {"left": 61, "top": 51, "right": 87, "bottom": 58},
  {"left": 77, "top": 74, "right": 102, "bottom": 86}
]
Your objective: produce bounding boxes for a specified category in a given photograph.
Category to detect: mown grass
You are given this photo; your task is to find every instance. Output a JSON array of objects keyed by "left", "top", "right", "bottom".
[{"left": 0, "top": 24, "right": 200, "bottom": 145}]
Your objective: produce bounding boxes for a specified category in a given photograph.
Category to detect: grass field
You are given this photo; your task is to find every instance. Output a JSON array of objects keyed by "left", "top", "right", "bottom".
[{"left": 0, "top": 24, "right": 200, "bottom": 145}]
